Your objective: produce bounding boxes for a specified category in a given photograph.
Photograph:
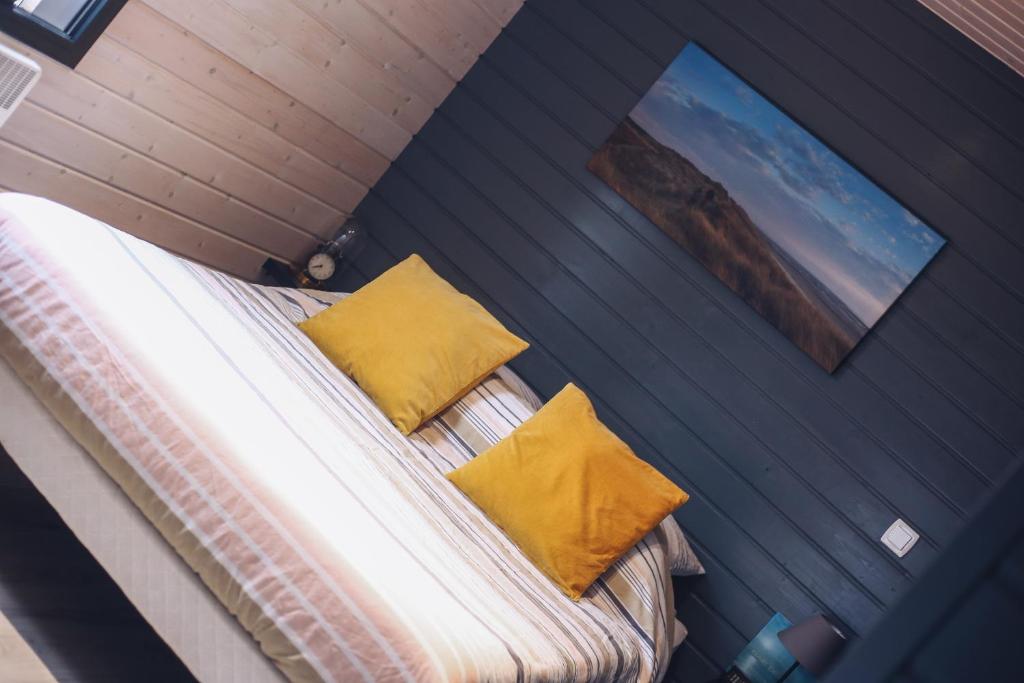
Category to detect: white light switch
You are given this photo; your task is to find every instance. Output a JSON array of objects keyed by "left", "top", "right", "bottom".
[{"left": 881, "top": 519, "right": 919, "bottom": 557}]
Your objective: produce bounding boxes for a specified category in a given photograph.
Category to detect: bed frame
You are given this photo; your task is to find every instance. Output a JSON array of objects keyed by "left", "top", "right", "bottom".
[{"left": 0, "top": 357, "right": 284, "bottom": 683}]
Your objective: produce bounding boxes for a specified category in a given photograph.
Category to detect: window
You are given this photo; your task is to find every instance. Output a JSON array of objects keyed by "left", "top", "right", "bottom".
[{"left": 1, "top": 0, "right": 128, "bottom": 67}]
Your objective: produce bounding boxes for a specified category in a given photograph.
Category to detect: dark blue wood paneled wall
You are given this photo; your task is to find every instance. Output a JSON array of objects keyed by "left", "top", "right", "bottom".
[
  {"left": 342, "top": 0, "right": 1024, "bottom": 678},
  {"left": 828, "top": 460, "right": 1024, "bottom": 683}
]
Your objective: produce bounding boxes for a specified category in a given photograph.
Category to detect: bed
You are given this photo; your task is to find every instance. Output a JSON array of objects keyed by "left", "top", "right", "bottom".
[{"left": 0, "top": 193, "right": 687, "bottom": 682}]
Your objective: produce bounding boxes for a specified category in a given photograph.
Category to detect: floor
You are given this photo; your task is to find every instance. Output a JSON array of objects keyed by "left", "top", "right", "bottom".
[
  {"left": 0, "top": 609, "right": 56, "bottom": 683},
  {"left": 0, "top": 444, "right": 196, "bottom": 683}
]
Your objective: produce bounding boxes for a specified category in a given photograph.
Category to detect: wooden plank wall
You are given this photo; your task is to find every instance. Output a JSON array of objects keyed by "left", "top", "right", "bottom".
[
  {"left": 828, "top": 460, "right": 1024, "bottom": 682},
  {"left": 346, "top": 0, "right": 1024, "bottom": 679},
  {"left": 0, "top": 0, "right": 523, "bottom": 279},
  {"left": 917, "top": 0, "right": 1024, "bottom": 77}
]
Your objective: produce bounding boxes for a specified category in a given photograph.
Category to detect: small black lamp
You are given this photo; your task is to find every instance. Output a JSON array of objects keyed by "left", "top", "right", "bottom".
[{"left": 778, "top": 614, "right": 847, "bottom": 679}]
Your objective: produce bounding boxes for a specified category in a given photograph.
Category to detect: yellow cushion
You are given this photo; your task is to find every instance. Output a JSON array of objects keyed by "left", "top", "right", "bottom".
[
  {"left": 298, "top": 254, "right": 529, "bottom": 434},
  {"left": 446, "top": 383, "right": 688, "bottom": 600}
]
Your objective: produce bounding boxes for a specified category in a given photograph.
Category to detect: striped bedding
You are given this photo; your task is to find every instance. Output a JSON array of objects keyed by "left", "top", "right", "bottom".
[{"left": 0, "top": 193, "right": 685, "bottom": 683}]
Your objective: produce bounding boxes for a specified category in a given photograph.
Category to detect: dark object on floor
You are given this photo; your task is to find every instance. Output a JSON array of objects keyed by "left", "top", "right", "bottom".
[
  {"left": 0, "top": 444, "right": 196, "bottom": 683},
  {"left": 778, "top": 614, "right": 847, "bottom": 677},
  {"left": 729, "top": 613, "right": 815, "bottom": 683},
  {"left": 714, "top": 612, "right": 845, "bottom": 682},
  {"left": 720, "top": 666, "right": 753, "bottom": 682}
]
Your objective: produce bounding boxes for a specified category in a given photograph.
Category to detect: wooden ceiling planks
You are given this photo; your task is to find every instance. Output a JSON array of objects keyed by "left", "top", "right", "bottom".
[
  {"left": 0, "top": 0, "right": 521, "bottom": 278},
  {"left": 917, "top": 0, "right": 1024, "bottom": 78}
]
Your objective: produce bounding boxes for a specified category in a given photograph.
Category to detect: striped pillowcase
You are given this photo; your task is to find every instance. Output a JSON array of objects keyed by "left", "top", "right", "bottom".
[{"left": 262, "top": 285, "right": 704, "bottom": 579}]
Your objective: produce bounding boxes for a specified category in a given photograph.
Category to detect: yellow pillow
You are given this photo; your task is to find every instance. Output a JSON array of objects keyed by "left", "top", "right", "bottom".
[
  {"left": 298, "top": 254, "right": 529, "bottom": 434},
  {"left": 446, "top": 383, "right": 688, "bottom": 600}
]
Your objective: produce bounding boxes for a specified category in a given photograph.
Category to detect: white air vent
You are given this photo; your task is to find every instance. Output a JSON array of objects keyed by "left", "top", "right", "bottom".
[{"left": 0, "top": 43, "right": 41, "bottom": 129}]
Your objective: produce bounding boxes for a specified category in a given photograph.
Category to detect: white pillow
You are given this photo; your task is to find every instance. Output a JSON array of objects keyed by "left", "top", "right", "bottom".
[{"left": 663, "top": 515, "right": 706, "bottom": 576}]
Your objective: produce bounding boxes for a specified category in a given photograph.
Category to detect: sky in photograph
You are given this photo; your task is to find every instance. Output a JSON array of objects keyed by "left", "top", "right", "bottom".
[{"left": 630, "top": 44, "right": 944, "bottom": 328}]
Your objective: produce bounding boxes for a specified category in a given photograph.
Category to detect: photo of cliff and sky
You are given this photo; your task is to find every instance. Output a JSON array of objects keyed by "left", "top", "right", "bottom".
[{"left": 588, "top": 44, "right": 945, "bottom": 372}]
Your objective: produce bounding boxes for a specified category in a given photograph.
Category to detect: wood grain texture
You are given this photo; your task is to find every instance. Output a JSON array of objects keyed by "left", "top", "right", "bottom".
[
  {"left": 917, "top": 0, "right": 1024, "bottom": 77},
  {"left": 0, "top": 139, "right": 269, "bottom": 275},
  {"left": 350, "top": 0, "right": 1024, "bottom": 677},
  {"left": 0, "top": 0, "right": 523, "bottom": 278}
]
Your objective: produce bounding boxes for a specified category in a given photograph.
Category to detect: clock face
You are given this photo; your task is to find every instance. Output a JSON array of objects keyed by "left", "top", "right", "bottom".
[{"left": 307, "top": 252, "right": 336, "bottom": 281}]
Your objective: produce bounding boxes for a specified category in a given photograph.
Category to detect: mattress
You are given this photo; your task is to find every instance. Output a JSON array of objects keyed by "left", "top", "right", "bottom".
[
  {"left": 0, "top": 358, "right": 286, "bottom": 683},
  {"left": 0, "top": 193, "right": 685, "bottom": 682}
]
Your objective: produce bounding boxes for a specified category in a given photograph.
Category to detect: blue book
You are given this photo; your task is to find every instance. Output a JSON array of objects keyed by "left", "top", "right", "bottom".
[{"left": 732, "top": 613, "right": 816, "bottom": 683}]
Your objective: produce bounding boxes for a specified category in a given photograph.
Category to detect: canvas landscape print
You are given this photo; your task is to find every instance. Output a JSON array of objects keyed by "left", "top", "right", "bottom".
[{"left": 588, "top": 44, "right": 945, "bottom": 372}]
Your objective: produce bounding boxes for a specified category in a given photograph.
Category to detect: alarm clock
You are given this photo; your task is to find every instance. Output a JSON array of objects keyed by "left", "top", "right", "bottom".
[
  {"left": 306, "top": 251, "right": 336, "bottom": 281},
  {"left": 295, "top": 220, "right": 364, "bottom": 288}
]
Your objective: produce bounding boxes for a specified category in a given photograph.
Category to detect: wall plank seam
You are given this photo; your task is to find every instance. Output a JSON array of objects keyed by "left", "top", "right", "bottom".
[{"left": 6, "top": 99, "right": 319, "bottom": 258}]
